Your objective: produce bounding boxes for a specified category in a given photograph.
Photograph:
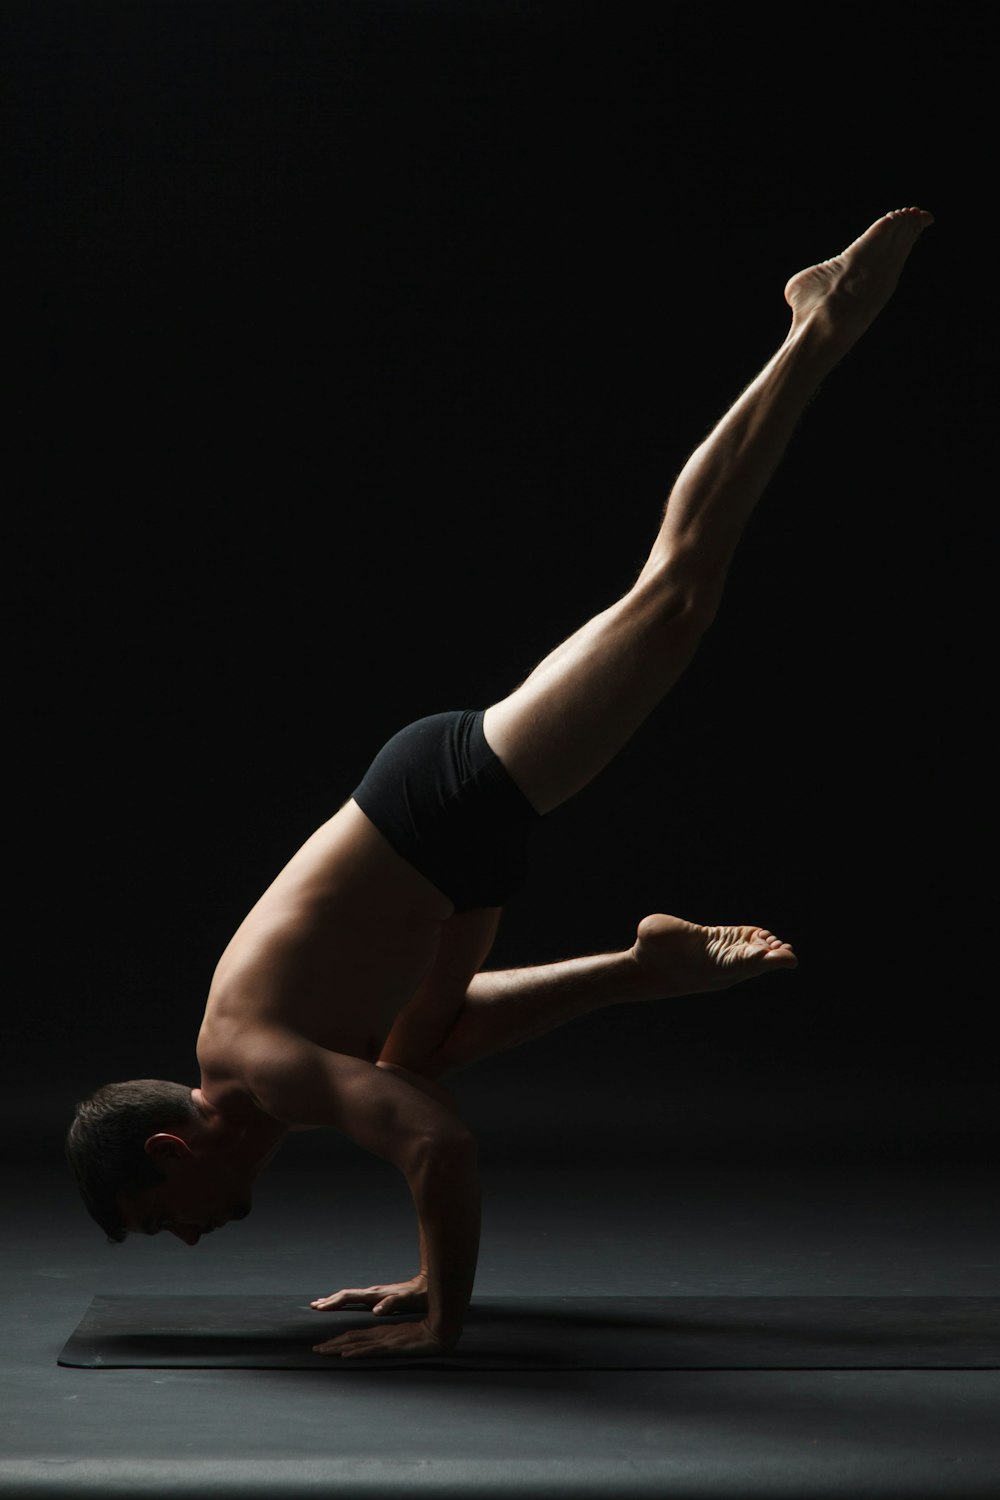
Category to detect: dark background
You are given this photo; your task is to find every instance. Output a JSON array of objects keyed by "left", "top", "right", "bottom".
[{"left": 7, "top": 2, "right": 993, "bottom": 1168}]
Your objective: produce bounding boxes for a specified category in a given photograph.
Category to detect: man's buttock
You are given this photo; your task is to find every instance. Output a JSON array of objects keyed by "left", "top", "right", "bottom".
[{"left": 350, "top": 709, "right": 540, "bottom": 913}]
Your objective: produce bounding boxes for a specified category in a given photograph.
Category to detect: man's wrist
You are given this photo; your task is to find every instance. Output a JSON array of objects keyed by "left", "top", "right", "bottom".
[{"left": 423, "top": 1318, "right": 460, "bottom": 1349}]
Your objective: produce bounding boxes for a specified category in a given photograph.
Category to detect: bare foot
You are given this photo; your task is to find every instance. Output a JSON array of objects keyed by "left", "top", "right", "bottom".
[
  {"left": 631, "top": 912, "right": 798, "bottom": 998},
  {"left": 784, "top": 206, "right": 934, "bottom": 350}
]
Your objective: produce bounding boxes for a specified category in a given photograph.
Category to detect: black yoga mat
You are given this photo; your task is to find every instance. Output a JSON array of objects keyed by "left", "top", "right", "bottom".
[{"left": 58, "top": 1295, "right": 1000, "bottom": 1370}]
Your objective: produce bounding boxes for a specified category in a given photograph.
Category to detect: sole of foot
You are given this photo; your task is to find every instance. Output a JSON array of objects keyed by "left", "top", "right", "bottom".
[{"left": 633, "top": 913, "right": 798, "bottom": 997}]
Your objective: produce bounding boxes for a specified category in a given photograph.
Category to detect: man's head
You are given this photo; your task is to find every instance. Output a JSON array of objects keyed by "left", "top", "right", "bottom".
[{"left": 65, "top": 1079, "right": 253, "bottom": 1244}]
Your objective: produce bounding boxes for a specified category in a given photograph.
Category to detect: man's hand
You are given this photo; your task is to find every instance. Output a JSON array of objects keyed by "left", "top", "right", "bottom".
[
  {"left": 310, "top": 1275, "right": 428, "bottom": 1316},
  {"left": 312, "top": 1317, "right": 452, "bottom": 1360}
]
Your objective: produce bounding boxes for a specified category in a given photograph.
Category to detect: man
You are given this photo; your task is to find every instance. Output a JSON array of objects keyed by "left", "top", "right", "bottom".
[{"left": 66, "top": 207, "right": 934, "bottom": 1360}]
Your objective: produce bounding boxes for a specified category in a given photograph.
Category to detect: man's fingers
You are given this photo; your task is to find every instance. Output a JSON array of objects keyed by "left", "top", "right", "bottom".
[
  {"left": 311, "top": 1287, "right": 377, "bottom": 1310},
  {"left": 314, "top": 1329, "right": 370, "bottom": 1354},
  {"left": 318, "top": 1331, "right": 384, "bottom": 1358},
  {"left": 312, "top": 1281, "right": 427, "bottom": 1319},
  {"left": 312, "top": 1321, "right": 444, "bottom": 1359}
]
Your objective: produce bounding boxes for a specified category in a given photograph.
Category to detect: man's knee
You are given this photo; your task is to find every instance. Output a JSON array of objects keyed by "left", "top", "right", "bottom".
[{"left": 633, "top": 555, "right": 721, "bottom": 642}]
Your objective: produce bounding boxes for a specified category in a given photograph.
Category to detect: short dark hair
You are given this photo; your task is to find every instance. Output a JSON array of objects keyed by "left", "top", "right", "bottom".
[{"left": 65, "top": 1079, "right": 200, "bottom": 1243}]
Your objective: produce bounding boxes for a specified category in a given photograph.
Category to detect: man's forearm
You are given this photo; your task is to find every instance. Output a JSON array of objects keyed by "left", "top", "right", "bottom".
[{"left": 405, "top": 1136, "right": 480, "bottom": 1345}]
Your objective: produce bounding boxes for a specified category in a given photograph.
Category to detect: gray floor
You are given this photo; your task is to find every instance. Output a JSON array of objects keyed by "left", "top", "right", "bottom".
[{"left": 3, "top": 1129, "right": 1000, "bottom": 1498}]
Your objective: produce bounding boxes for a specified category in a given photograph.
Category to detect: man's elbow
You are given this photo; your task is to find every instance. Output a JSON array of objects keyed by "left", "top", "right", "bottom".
[
  {"left": 401, "top": 1126, "right": 477, "bottom": 1176},
  {"left": 422, "top": 1124, "right": 478, "bottom": 1158}
]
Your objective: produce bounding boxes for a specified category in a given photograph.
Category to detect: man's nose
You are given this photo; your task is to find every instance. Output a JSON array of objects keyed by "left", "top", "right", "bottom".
[{"left": 167, "top": 1224, "right": 201, "bottom": 1246}]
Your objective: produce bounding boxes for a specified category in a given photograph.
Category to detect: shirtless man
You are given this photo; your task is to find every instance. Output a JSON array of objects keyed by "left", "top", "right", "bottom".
[{"left": 66, "top": 208, "right": 934, "bottom": 1360}]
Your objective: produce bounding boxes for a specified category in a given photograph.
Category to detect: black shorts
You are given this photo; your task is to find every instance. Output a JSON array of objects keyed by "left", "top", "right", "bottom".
[{"left": 352, "top": 709, "right": 540, "bottom": 912}]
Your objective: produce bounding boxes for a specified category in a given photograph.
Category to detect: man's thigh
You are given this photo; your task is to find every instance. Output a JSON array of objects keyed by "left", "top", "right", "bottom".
[{"left": 377, "top": 907, "right": 502, "bottom": 1073}]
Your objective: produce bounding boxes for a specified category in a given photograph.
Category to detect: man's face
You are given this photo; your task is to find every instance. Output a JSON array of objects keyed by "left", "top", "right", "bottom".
[{"left": 119, "top": 1139, "right": 253, "bottom": 1245}]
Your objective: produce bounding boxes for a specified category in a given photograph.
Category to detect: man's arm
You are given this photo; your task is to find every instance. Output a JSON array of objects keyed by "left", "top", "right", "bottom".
[
  {"left": 378, "top": 1060, "right": 464, "bottom": 1311},
  {"left": 307, "top": 1062, "right": 462, "bottom": 1318},
  {"left": 248, "top": 1028, "right": 479, "bottom": 1353},
  {"left": 401, "top": 1131, "right": 480, "bottom": 1346}
]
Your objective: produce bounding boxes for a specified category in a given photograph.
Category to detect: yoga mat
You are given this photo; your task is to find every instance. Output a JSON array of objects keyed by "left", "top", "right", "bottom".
[{"left": 58, "top": 1295, "right": 1000, "bottom": 1370}]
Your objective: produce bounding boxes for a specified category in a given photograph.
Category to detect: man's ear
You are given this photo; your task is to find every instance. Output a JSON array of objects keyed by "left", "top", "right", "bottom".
[{"left": 143, "top": 1133, "right": 193, "bottom": 1162}]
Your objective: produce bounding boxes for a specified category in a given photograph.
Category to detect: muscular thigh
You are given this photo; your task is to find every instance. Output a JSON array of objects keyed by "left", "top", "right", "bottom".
[
  {"left": 377, "top": 907, "right": 502, "bottom": 1073},
  {"left": 483, "top": 569, "right": 703, "bottom": 816}
]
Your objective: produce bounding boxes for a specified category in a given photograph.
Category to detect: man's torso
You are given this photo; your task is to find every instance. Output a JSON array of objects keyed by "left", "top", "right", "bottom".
[{"left": 196, "top": 799, "right": 453, "bottom": 1111}]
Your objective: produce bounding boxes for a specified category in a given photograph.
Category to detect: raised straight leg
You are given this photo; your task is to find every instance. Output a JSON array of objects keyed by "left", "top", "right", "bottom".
[{"left": 483, "top": 208, "right": 934, "bottom": 816}]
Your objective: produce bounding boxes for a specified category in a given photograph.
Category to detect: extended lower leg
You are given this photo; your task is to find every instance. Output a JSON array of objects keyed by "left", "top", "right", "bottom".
[
  {"left": 640, "top": 207, "right": 934, "bottom": 603},
  {"left": 638, "top": 325, "right": 836, "bottom": 604},
  {"left": 424, "top": 950, "right": 643, "bottom": 1079}
]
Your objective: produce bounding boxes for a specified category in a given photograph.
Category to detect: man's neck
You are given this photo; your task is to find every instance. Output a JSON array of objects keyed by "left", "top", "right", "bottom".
[{"left": 191, "top": 1086, "right": 289, "bottom": 1172}]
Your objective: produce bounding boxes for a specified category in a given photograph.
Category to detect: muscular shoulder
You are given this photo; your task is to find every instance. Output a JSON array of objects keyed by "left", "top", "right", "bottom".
[
  {"left": 238, "top": 1027, "right": 337, "bottom": 1109},
  {"left": 245, "top": 1028, "right": 384, "bottom": 1130}
]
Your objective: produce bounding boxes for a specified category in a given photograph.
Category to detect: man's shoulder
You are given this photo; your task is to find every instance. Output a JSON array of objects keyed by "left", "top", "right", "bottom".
[{"left": 237, "top": 1028, "right": 379, "bottom": 1130}]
